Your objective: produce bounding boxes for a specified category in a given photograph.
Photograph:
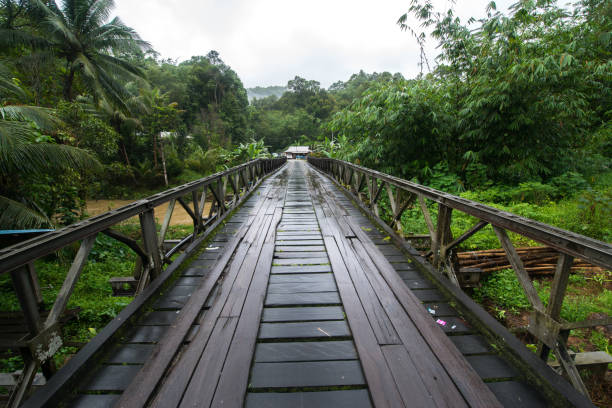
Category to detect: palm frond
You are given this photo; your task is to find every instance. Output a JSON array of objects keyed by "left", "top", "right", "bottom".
[
  {"left": 0, "top": 195, "right": 51, "bottom": 229},
  {"left": 0, "top": 121, "right": 101, "bottom": 174},
  {"left": 0, "top": 106, "right": 58, "bottom": 130}
]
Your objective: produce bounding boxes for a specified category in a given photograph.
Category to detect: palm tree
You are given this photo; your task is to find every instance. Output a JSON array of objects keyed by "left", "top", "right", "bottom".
[
  {"left": 0, "top": 64, "right": 99, "bottom": 229},
  {"left": 29, "top": 0, "right": 151, "bottom": 111}
]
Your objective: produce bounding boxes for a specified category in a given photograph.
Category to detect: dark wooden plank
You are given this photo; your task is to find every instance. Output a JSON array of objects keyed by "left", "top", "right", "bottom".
[
  {"left": 249, "top": 361, "right": 365, "bottom": 388},
  {"left": 403, "top": 278, "right": 435, "bottom": 289},
  {"left": 265, "top": 292, "right": 340, "bottom": 306},
  {"left": 437, "top": 316, "right": 472, "bottom": 334},
  {"left": 320, "top": 236, "right": 405, "bottom": 408},
  {"left": 82, "top": 365, "right": 141, "bottom": 391},
  {"left": 261, "top": 306, "right": 344, "bottom": 322},
  {"left": 139, "top": 311, "right": 179, "bottom": 326},
  {"left": 181, "top": 267, "right": 207, "bottom": 277},
  {"left": 348, "top": 226, "right": 502, "bottom": 407},
  {"left": 381, "top": 345, "right": 439, "bottom": 407},
  {"left": 275, "top": 240, "right": 324, "bottom": 246},
  {"left": 334, "top": 234, "right": 401, "bottom": 346},
  {"left": 114, "top": 217, "right": 254, "bottom": 407},
  {"left": 124, "top": 326, "right": 168, "bottom": 343},
  {"left": 106, "top": 344, "right": 154, "bottom": 364},
  {"left": 70, "top": 394, "right": 118, "bottom": 408},
  {"left": 271, "top": 265, "right": 332, "bottom": 274},
  {"left": 487, "top": 381, "right": 546, "bottom": 408},
  {"left": 392, "top": 262, "right": 417, "bottom": 271},
  {"left": 466, "top": 355, "right": 518, "bottom": 380},
  {"left": 396, "top": 270, "right": 422, "bottom": 280},
  {"left": 255, "top": 340, "right": 357, "bottom": 362},
  {"left": 450, "top": 335, "right": 491, "bottom": 355},
  {"left": 311, "top": 160, "right": 594, "bottom": 408},
  {"left": 258, "top": 321, "right": 350, "bottom": 339},
  {"left": 274, "top": 251, "right": 328, "bottom": 258},
  {"left": 269, "top": 274, "right": 334, "bottom": 284},
  {"left": 148, "top": 201, "right": 282, "bottom": 408},
  {"left": 174, "top": 276, "right": 203, "bottom": 286},
  {"left": 343, "top": 236, "right": 467, "bottom": 408},
  {"left": 274, "top": 235, "right": 322, "bottom": 240},
  {"left": 174, "top": 317, "right": 238, "bottom": 408},
  {"left": 211, "top": 211, "right": 281, "bottom": 407},
  {"left": 276, "top": 245, "right": 326, "bottom": 251},
  {"left": 422, "top": 302, "right": 457, "bottom": 317},
  {"left": 267, "top": 281, "right": 336, "bottom": 294},
  {"left": 246, "top": 390, "right": 372, "bottom": 408},
  {"left": 272, "top": 257, "right": 329, "bottom": 265}
]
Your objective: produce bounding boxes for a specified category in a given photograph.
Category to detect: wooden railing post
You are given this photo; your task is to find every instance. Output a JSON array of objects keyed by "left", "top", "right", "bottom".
[{"left": 140, "top": 208, "right": 162, "bottom": 282}]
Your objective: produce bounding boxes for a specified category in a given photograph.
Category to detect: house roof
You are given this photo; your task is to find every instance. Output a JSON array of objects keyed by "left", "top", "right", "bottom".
[{"left": 284, "top": 146, "right": 311, "bottom": 154}]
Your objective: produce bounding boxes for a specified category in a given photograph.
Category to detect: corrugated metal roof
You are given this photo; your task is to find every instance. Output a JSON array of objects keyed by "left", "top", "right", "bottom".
[{"left": 284, "top": 146, "right": 311, "bottom": 153}]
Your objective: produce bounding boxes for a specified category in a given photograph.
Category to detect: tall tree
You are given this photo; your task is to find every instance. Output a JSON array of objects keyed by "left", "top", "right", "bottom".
[
  {"left": 28, "top": 0, "right": 151, "bottom": 110},
  {"left": 0, "top": 64, "right": 99, "bottom": 228}
]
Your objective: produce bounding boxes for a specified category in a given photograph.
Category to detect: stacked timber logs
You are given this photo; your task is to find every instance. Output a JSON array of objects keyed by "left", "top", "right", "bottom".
[{"left": 457, "top": 247, "right": 604, "bottom": 275}]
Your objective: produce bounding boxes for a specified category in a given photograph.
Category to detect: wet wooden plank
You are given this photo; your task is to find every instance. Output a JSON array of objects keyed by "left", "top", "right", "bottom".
[
  {"left": 245, "top": 390, "right": 372, "bottom": 408},
  {"left": 70, "top": 394, "right": 118, "bottom": 408},
  {"left": 82, "top": 365, "right": 141, "bottom": 391},
  {"left": 422, "top": 302, "right": 457, "bottom": 317},
  {"left": 261, "top": 306, "right": 344, "bottom": 322},
  {"left": 258, "top": 321, "right": 350, "bottom": 339},
  {"left": 348, "top": 224, "right": 502, "bottom": 408},
  {"left": 274, "top": 251, "right": 328, "bottom": 258},
  {"left": 265, "top": 292, "right": 341, "bottom": 306},
  {"left": 275, "top": 240, "right": 325, "bottom": 247},
  {"left": 466, "top": 355, "right": 518, "bottom": 380},
  {"left": 267, "top": 281, "right": 337, "bottom": 294},
  {"left": 272, "top": 257, "right": 329, "bottom": 265},
  {"left": 321, "top": 236, "right": 405, "bottom": 408},
  {"left": 106, "top": 344, "right": 154, "bottom": 364},
  {"left": 450, "top": 335, "right": 491, "bottom": 355},
  {"left": 413, "top": 289, "right": 446, "bottom": 302},
  {"left": 487, "top": 381, "right": 546, "bottom": 408},
  {"left": 269, "top": 274, "right": 334, "bottom": 284},
  {"left": 249, "top": 360, "right": 366, "bottom": 388},
  {"left": 254, "top": 340, "right": 357, "bottom": 362},
  {"left": 139, "top": 311, "right": 179, "bottom": 326},
  {"left": 211, "top": 210, "right": 280, "bottom": 407},
  {"left": 124, "top": 326, "right": 168, "bottom": 343},
  {"left": 382, "top": 345, "right": 439, "bottom": 407},
  {"left": 176, "top": 317, "right": 238, "bottom": 408},
  {"left": 276, "top": 245, "right": 326, "bottom": 252},
  {"left": 271, "top": 265, "right": 332, "bottom": 274},
  {"left": 403, "top": 278, "right": 436, "bottom": 290}
]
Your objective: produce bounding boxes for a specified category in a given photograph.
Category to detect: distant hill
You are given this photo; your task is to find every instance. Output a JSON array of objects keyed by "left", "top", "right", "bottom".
[{"left": 247, "top": 86, "right": 287, "bottom": 102}]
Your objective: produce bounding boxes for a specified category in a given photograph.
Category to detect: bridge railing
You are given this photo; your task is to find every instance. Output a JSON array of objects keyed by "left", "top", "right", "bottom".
[
  {"left": 0, "top": 157, "right": 286, "bottom": 407},
  {"left": 308, "top": 156, "right": 611, "bottom": 397}
]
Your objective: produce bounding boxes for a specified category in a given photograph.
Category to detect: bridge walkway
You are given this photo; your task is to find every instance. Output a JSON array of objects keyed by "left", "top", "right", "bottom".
[{"left": 42, "top": 161, "right": 547, "bottom": 407}]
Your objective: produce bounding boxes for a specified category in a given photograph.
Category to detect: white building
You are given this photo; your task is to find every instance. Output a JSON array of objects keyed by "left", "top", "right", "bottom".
[{"left": 284, "top": 146, "right": 311, "bottom": 159}]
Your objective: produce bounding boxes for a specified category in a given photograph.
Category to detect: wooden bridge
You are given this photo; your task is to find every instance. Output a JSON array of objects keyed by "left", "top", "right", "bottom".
[{"left": 1, "top": 158, "right": 611, "bottom": 407}]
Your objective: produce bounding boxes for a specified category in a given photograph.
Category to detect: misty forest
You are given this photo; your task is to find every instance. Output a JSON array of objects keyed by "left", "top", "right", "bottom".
[{"left": 0, "top": 0, "right": 611, "bottom": 405}]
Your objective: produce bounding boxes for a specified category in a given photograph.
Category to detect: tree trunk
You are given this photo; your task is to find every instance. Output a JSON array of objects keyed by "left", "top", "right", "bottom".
[
  {"left": 63, "top": 63, "right": 76, "bottom": 101},
  {"left": 121, "top": 142, "right": 131, "bottom": 167},
  {"left": 159, "top": 140, "right": 168, "bottom": 186},
  {"left": 153, "top": 133, "right": 158, "bottom": 168}
]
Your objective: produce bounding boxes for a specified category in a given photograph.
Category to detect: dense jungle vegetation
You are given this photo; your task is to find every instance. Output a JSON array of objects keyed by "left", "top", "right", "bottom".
[{"left": 0, "top": 0, "right": 611, "bottom": 401}]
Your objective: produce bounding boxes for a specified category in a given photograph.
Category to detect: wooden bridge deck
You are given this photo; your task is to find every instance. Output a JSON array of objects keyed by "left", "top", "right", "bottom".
[{"left": 33, "top": 161, "right": 549, "bottom": 407}]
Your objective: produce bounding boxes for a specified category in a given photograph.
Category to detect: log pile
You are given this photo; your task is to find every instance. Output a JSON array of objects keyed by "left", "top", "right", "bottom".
[{"left": 457, "top": 246, "right": 604, "bottom": 275}]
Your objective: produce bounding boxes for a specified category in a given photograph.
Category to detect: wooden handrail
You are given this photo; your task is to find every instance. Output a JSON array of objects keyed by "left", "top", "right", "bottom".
[
  {"left": 0, "top": 158, "right": 286, "bottom": 274},
  {"left": 308, "top": 157, "right": 612, "bottom": 271}
]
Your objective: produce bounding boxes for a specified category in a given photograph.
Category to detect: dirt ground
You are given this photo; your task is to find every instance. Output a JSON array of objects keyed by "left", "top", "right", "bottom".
[{"left": 86, "top": 199, "right": 212, "bottom": 226}]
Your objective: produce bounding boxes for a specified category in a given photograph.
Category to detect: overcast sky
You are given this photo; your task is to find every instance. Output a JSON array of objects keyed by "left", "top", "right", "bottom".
[{"left": 114, "top": 0, "right": 514, "bottom": 89}]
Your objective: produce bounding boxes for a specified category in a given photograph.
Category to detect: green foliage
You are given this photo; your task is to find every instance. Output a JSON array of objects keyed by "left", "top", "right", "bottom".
[
  {"left": 328, "top": 78, "right": 453, "bottom": 180},
  {"left": 473, "top": 269, "right": 538, "bottom": 313}
]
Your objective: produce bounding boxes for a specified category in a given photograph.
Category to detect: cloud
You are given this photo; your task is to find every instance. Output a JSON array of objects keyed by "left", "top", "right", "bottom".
[{"left": 115, "top": 0, "right": 514, "bottom": 88}]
